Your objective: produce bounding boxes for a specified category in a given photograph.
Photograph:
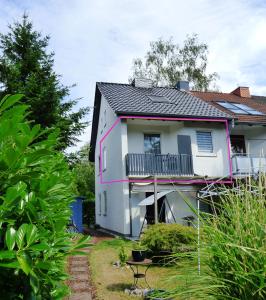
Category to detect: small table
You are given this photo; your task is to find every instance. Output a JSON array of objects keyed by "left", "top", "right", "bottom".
[{"left": 126, "top": 259, "right": 152, "bottom": 288}]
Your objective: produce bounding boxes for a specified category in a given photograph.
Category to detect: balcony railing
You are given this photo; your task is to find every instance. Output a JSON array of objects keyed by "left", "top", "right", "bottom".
[
  {"left": 232, "top": 154, "right": 266, "bottom": 175},
  {"left": 126, "top": 153, "right": 194, "bottom": 177}
]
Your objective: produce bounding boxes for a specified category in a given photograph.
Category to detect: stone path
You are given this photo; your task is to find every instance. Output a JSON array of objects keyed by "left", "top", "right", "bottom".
[
  {"left": 67, "top": 247, "right": 94, "bottom": 300},
  {"left": 66, "top": 229, "right": 113, "bottom": 300}
]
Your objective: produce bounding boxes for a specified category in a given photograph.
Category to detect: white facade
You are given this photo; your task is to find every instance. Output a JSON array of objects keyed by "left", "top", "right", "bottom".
[
  {"left": 127, "top": 119, "right": 230, "bottom": 178},
  {"left": 94, "top": 96, "right": 266, "bottom": 236}
]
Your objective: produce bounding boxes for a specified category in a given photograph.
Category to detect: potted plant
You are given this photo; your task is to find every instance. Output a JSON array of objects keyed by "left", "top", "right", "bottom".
[
  {"left": 131, "top": 242, "right": 147, "bottom": 262},
  {"left": 145, "top": 289, "right": 173, "bottom": 300}
]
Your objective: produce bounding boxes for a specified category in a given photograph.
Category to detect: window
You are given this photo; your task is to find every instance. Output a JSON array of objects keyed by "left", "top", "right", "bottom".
[
  {"left": 98, "top": 193, "right": 101, "bottom": 216},
  {"left": 104, "top": 109, "right": 107, "bottom": 127},
  {"left": 230, "top": 135, "right": 246, "bottom": 154},
  {"left": 144, "top": 134, "right": 161, "bottom": 154},
  {"left": 98, "top": 155, "right": 101, "bottom": 174},
  {"left": 100, "top": 116, "right": 103, "bottom": 134},
  {"left": 196, "top": 131, "right": 213, "bottom": 153},
  {"left": 147, "top": 95, "right": 170, "bottom": 103},
  {"left": 217, "top": 101, "right": 264, "bottom": 115},
  {"left": 103, "top": 191, "right": 107, "bottom": 216},
  {"left": 103, "top": 147, "right": 107, "bottom": 171}
]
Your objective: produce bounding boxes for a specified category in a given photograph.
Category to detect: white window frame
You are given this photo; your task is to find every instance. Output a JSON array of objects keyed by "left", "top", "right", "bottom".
[
  {"left": 103, "top": 147, "right": 107, "bottom": 171},
  {"left": 103, "top": 191, "right": 107, "bottom": 216},
  {"left": 196, "top": 131, "right": 214, "bottom": 155}
]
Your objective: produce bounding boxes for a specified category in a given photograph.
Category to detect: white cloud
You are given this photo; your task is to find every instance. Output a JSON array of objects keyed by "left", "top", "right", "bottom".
[{"left": 1, "top": 0, "right": 266, "bottom": 151}]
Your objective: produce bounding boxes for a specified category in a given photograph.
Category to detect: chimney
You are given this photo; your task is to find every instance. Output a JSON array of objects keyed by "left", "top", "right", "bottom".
[
  {"left": 231, "top": 86, "right": 250, "bottom": 98},
  {"left": 132, "top": 78, "right": 153, "bottom": 88},
  {"left": 176, "top": 80, "right": 189, "bottom": 91}
]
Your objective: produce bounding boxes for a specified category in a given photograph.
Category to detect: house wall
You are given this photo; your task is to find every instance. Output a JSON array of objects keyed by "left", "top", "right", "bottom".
[
  {"left": 127, "top": 120, "right": 230, "bottom": 177},
  {"left": 94, "top": 95, "right": 130, "bottom": 235},
  {"left": 231, "top": 125, "right": 266, "bottom": 156}
]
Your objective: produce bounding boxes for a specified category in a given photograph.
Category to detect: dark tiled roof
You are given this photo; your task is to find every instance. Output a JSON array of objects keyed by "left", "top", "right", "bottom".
[
  {"left": 97, "top": 82, "right": 231, "bottom": 119},
  {"left": 191, "top": 91, "right": 266, "bottom": 124},
  {"left": 89, "top": 82, "right": 232, "bottom": 162}
]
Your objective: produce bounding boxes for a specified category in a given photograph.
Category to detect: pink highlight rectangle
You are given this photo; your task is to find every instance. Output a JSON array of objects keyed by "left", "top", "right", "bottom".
[{"left": 99, "top": 115, "right": 233, "bottom": 185}]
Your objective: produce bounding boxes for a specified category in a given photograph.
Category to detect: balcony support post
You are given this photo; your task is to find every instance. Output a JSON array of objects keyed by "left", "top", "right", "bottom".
[{"left": 154, "top": 176, "right": 158, "bottom": 224}]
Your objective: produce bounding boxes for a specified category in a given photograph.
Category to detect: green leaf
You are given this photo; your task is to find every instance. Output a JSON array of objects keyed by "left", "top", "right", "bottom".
[
  {"left": 0, "top": 250, "right": 16, "bottom": 260},
  {"left": 0, "top": 261, "right": 20, "bottom": 268},
  {"left": 17, "top": 251, "right": 32, "bottom": 275},
  {"left": 16, "top": 224, "right": 28, "bottom": 249},
  {"left": 30, "top": 243, "right": 50, "bottom": 251},
  {"left": 5, "top": 227, "right": 16, "bottom": 250},
  {"left": 0, "top": 94, "right": 24, "bottom": 112},
  {"left": 30, "top": 273, "right": 40, "bottom": 294},
  {"left": 26, "top": 224, "right": 38, "bottom": 246}
]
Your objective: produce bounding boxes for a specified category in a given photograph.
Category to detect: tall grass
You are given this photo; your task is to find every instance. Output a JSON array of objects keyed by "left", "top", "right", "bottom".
[{"left": 152, "top": 176, "right": 266, "bottom": 300}]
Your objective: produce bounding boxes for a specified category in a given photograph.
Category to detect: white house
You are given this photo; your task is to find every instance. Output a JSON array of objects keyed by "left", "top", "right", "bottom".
[{"left": 89, "top": 79, "right": 266, "bottom": 237}]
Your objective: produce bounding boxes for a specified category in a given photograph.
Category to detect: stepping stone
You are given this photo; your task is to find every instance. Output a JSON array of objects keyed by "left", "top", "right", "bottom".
[
  {"left": 69, "top": 281, "right": 90, "bottom": 291},
  {"left": 69, "top": 267, "right": 88, "bottom": 275},
  {"left": 71, "top": 256, "right": 88, "bottom": 261},
  {"left": 70, "top": 260, "right": 87, "bottom": 267},
  {"left": 70, "top": 273, "right": 88, "bottom": 281},
  {"left": 70, "top": 264, "right": 88, "bottom": 273}
]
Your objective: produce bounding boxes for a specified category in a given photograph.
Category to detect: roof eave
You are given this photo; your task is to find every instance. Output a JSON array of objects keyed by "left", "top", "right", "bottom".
[
  {"left": 116, "top": 110, "right": 232, "bottom": 120},
  {"left": 235, "top": 120, "right": 266, "bottom": 126}
]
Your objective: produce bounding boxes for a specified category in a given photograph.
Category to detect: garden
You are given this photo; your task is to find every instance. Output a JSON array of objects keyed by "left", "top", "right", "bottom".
[{"left": 88, "top": 178, "right": 266, "bottom": 300}]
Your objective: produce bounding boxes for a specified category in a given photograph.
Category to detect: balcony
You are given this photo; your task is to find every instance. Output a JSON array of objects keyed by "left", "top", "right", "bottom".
[
  {"left": 125, "top": 153, "right": 194, "bottom": 177},
  {"left": 232, "top": 154, "right": 266, "bottom": 175}
]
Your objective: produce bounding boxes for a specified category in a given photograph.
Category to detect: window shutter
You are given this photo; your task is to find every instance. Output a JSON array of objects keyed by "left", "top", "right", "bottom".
[{"left": 196, "top": 131, "right": 213, "bottom": 153}]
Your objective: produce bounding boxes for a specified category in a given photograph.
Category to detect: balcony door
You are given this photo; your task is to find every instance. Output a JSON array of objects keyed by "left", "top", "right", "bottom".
[
  {"left": 177, "top": 135, "right": 193, "bottom": 175},
  {"left": 144, "top": 134, "right": 161, "bottom": 154},
  {"left": 144, "top": 134, "right": 161, "bottom": 174},
  {"left": 178, "top": 135, "right": 192, "bottom": 156}
]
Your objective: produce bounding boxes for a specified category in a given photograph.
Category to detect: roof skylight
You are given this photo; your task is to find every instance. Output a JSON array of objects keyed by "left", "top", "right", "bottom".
[
  {"left": 148, "top": 95, "right": 170, "bottom": 103},
  {"left": 217, "top": 101, "right": 264, "bottom": 115}
]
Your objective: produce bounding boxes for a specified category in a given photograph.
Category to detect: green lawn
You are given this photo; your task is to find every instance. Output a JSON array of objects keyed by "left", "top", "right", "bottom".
[{"left": 88, "top": 238, "right": 197, "bottom": 300}]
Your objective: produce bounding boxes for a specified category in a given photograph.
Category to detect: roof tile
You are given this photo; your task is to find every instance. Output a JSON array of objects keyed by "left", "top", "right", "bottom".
[
  {"left": 191, "top": 91, "right": 266, "bottom": 124},
  {"left": 97, "top": 82, "right": 231, "bottom": 119}
]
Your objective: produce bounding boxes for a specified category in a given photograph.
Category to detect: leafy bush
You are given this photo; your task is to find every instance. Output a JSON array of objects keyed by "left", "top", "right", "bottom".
[
  {"left": 141, "top": 223, "right": 197, "bottom": 254},
  {"left": 0, "top": 95, "right": 90, "bottom": 299},
  {"left": 71, "top": 144, "right": 95, "bottom": 225}
]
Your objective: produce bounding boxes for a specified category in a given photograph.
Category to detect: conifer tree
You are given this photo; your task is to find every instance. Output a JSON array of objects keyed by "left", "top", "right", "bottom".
[{"left": 0, "top": 14, "right": 89, "bottom": 150}]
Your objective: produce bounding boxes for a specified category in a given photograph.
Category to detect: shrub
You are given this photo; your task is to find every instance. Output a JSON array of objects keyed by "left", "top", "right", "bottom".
[
  {"left": 140, "top": 223, "right": 197, "bottom": 254},
  {"left": 0, "top": 95, "right": 90, "bottom": 299}
]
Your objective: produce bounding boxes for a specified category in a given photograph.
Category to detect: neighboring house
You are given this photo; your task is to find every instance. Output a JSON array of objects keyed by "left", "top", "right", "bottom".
[
  {"left": 89, "top": 79, "right": 266, "bottom": 237},
  {"left": 192, "top": 88, "right": 266, "bottom": 175}
]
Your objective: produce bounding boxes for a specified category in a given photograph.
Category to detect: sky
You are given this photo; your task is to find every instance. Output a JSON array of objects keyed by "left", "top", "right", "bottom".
[{"left": 1, "top": 0, "right": 266, "bottom": 151}]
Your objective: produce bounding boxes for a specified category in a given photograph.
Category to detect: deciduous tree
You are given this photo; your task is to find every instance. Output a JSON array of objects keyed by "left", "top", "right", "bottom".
[{"left": 130, "top": 34, "right": 218, "bottom": 91}]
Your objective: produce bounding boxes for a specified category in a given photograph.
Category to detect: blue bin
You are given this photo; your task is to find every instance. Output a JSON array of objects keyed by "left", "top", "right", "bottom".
[{"left": 70, "top": 196, "right": 85, "bottom": 233}]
